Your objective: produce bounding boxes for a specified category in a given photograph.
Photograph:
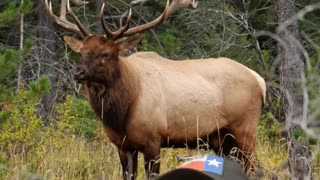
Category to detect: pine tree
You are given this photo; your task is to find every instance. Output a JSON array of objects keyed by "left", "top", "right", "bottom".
[{"left": 0, "top": 0, "right": 32, "bottom": 102}]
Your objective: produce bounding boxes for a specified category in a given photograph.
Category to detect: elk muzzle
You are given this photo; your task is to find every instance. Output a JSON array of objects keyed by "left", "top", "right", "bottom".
[{"left": 73, "top": 65, "right": 87, "bottom": 82}]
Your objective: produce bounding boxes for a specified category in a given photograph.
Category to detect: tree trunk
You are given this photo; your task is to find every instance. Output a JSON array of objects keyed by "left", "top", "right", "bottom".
[
  {"left": 36, "top": 0, "right": 58, "bottom": 123},
  {"left": 273, "top": 0, "right": 312, "bottom": 179},
  {"left": 16, "top": 0, "right": 24, "bottom": 93}
]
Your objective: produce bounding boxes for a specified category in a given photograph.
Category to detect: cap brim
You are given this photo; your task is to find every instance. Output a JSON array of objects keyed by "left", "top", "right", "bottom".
[{"left": 157, "top": 168, "right": 217, "bottom": 180}]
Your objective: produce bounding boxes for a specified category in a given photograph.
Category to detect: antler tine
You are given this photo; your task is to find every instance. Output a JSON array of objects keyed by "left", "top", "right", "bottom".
[
  {"left": 45, "top": 0, "right": 52, "bottom": 16},
  {"left": 121, "top": 0, "right": 198, "bottom": 37},
  {"left": 121, "top": 0, "right": 169, "bottom": 37},
  {"left": 71, "top": 0, "right": 89, "bottom": 6},
  {"left": 113, "top": 8, "right": 132, "bottom": 39},
  {"left": 100, "top": 3, "right": 115, "bottom": 39},
  {"left": 164, "top": 0, "right": 198, "bottom": 19},
  {"left": 60, "top": 0, "right": 67, "bottom": 20},
  {"left": 191, "top": 0, "right": 198, "bottom": 9},
  {"left": 100, "top": 4, "right": 133, "bottom": 40},
  {"left": 44, "top": 0, "right": 89, "bottom": 38},
  {"left": 66, "top": 0, "right": 90, "bottom": 37}
]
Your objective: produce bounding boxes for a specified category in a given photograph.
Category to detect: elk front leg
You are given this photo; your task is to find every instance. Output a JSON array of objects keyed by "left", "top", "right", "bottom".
[
  {"left": 118, "top": 150, "right": 138, "bottom": 180},
  {"left": 143, "top": 143, "right": 161, "bottom": 179}
]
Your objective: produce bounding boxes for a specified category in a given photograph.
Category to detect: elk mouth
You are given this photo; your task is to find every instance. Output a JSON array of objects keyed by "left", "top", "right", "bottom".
[
  {"left": 73, "top": 74, "right": 88, "bottom": 83},
  {"left": 73, "top": 70, "right": 89, "bottom": 83},
  {"left": 73, "top": 65, "right": 88, "bottom": 83}
]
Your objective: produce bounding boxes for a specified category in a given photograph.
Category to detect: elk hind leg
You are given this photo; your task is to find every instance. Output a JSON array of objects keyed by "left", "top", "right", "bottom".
[
  {"left": 210, "top": 128, "right": 237, "bottom": 157},
  {"left": 230, "top": 122, "right": 259, "bottom": 175}
]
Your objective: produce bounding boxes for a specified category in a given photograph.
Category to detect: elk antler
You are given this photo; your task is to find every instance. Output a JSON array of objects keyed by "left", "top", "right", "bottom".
[
  {"left": 100, "top": 4, "right": 133, "bottom": 40},
  {"left": 120, "top": 0, "right": 170, "bottom": 38},
  {"left": 45, "top": 0, "right": 90, "bottom": 38},
  {"left": 99, "top": 0, "right": 169, "bottom": 39},
  {"left": 60, "top": 0, "right": 88, "bottom": 21},
  {"left": 105, "top": 0, "right": 198, "bottom": 39},
  {"left": 164, "top": 0, "right": 198, "bottom": 20},
  {"left": 71, "top": 0, "right": 89, "bottom": 6},
  {"left": 46, "top": 0, "right": 197, "bottom": 39}
]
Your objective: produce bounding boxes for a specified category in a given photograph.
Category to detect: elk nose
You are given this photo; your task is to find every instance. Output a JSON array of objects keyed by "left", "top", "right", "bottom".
[
  {"left": 74, "top": 66, "right": 85, "bottom": 75},
  {"left": 73, "top": 66, "right": 86, "bottom": 80}
]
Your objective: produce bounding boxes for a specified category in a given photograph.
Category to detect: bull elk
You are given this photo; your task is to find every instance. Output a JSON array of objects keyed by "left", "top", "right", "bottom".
[{"left": 45, "top": 0, "right": 266, "bottom": 179}]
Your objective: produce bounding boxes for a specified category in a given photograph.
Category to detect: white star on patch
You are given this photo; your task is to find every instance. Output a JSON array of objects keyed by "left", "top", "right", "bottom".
[{"left": 207, "top": 158, "right": 222, "bottom": 167}]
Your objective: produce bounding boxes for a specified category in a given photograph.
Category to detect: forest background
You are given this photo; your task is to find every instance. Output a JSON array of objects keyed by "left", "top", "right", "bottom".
[{"left": 1, "top": 0, "right": 320, "bottom": 179}]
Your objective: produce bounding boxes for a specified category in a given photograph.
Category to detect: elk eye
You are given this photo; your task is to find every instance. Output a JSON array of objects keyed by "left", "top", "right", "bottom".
[{"left": 102, "top": 53, "right": 111, "bottom": 59}]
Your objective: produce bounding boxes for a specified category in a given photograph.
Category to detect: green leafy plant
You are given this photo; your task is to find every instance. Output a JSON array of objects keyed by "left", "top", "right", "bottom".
[
  {"left": 258, "top": 112, "right": 284, "bottom": 140},
  {"left": 55, "top": 96, "right": 99, "bottom": 140},
  {"left": 0, "top": 76, "right": 51, "bottom": 156}
]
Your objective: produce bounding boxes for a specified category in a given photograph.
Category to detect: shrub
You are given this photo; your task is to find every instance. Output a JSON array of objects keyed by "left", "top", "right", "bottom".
[
  {"left": 0, "top": 90, "right": 45, "bottom": 156},
  {"left": 55, "top": 96, "right": 99, "bottom": 140},
  {"left": 258, "top": 112, "right": 284, "bottom": 140}
]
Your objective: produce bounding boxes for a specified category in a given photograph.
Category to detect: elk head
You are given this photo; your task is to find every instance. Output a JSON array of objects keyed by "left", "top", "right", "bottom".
[
  {"left": 45, "top": 0, "right": 197, "bottom": 83},
  {"left": 63, "top": 35, "right": 143, "bottom": 84}
]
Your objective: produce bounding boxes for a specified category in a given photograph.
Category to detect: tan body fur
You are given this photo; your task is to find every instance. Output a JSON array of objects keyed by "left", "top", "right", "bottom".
[
  {"left": 83, "top": 49, "right": 265, "bottom": 179},
  {"left": 125, "top": 52, "right": 264, "bottom": 147}
]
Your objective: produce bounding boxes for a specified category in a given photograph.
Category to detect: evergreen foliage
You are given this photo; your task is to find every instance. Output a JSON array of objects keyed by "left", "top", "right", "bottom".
[{"left": 0, "top": 0, "right": 33, "bottom": 102}]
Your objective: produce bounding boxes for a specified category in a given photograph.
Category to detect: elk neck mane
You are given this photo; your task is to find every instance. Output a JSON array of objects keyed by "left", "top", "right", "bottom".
[{"left": 85, "top": 57, "right": 140, "bottom": 134}]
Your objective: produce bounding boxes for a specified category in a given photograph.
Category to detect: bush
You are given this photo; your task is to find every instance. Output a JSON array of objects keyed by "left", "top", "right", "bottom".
[
  {"left": 0, "top": 90, "right": 45, "bottom": 156},
  {"left": 55, "top": 96, "right": 99, "bottom": 140},
  {"left": 258, "top": 112, "right": 284, "bottom": 140}
]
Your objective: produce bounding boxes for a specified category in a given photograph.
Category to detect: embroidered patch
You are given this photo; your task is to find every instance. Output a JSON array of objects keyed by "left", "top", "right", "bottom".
[
  {"left": 204, "top": 156, "right": 224, "bottom": 175},
  {"left": 179, "top": 155, "right": 224, "bottom": 176}
]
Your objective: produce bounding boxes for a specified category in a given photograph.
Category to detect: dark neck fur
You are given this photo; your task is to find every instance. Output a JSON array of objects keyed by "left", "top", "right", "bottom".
[{"left": 85, "top": 59, "right": 139, "bottom": 133}]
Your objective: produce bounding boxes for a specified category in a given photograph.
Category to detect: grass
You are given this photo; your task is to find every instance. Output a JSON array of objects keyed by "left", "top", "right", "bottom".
[
  {"left": 0, "top": 97, "right": 319, "bottom": 179},
  {"left": 256, "top": 136, "right": 289, "bottom": 179},
  {"left": 1, "top": 127, "right": 319, "bottom": 180}
]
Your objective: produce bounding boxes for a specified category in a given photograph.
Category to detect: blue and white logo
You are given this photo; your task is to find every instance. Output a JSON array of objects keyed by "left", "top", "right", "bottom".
[{"left": 204, "top": 156, "right": 224, "bottom": 176}]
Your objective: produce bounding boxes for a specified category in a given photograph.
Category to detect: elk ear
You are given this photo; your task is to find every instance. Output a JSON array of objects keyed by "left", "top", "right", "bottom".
[
  {"left": 63, "top": 36, "right": 83, "bottom": 53},
  {"left": 116, "top": 35, "right": 141, "bottom": 53}
]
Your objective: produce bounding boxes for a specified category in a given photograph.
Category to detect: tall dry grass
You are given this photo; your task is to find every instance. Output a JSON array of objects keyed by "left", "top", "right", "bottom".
[
  {"left": 1, "top": 127, "right": 318, "bottom": 180},
  {"left": 0, "top": 96, "right": 319, "bottom": 179}
]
